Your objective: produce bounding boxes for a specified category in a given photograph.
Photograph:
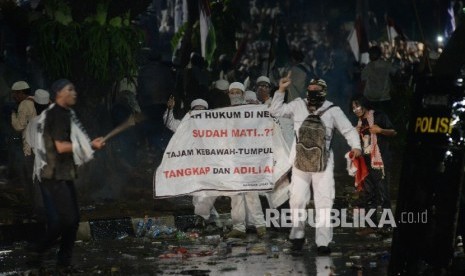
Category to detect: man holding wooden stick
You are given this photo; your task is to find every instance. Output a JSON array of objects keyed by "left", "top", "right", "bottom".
[{"left": 28, "top": 79, "right": 105, "bottom": 272}]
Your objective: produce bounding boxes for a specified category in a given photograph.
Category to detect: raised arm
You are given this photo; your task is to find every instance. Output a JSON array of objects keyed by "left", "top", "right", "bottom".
[
  {"left": 269, "top": 72, "right": 297, "bottom": 118},
  {"left": 163, "top": 95, "right": 181, "bottom": 132}
]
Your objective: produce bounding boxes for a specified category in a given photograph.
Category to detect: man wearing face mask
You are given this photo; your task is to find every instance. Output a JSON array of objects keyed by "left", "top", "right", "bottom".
[
  {"left": 225, "top": 82, "right": 267, "bottom": 239},
  {"left": 228, "top": 82, "right": 246, "bottom": 106},
  {"left": 269, "top": 73, "right": 361, "bottom": 254}
]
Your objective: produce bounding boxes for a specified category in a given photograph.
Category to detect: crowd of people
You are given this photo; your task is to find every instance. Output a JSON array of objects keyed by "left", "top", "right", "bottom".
[
  {"left": 7, "top": 56, "right": 399, "bottom": 266},
  {"left": 152, "top": 0, "right": 411, "bottom": 256},
  {"left": 157, "top": 63, "right": 398, "bottom": 255}
]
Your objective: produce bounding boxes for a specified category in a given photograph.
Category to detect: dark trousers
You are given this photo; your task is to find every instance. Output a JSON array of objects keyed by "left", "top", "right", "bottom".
[
  {"left": 38, "top": 179, "right": 80, "bottom": 266},
  {"left": 24, "top": 155, "right": 46, "bottom": 221},
  {"left": 359, "top": 156, "right": 391, "bottom": 226},
  {"left": 22, "top": 154, "right": 34, "bottom": 189}
]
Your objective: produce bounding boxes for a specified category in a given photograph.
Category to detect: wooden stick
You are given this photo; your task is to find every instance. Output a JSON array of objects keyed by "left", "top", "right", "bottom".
[{"left": 102, "top": 113, "right": 142, "bottom": 142}]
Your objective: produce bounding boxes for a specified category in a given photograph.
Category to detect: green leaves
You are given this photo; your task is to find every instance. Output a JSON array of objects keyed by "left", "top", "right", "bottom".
[
  {"left": 37, "top": 20, "right": 80, "bottom": 78},
  {"left": 35, "top": 0, "right": 143, "bottom": 83},
  {"left": 82, "top": 23, "right": 110, "bottom": 80}
]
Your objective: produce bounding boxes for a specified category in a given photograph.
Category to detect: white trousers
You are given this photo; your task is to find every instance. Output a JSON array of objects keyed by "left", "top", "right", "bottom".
[
  {"left": 289, "top": 154, "right": 335, "bottom": 247},
  {"left": 230, "top": 192, "right": 266, "bottom": 232},
  {"left": 316, "top": 256, "right": 334, "bottom": 275},
  {"left": 192, "top": 196, "right": 217, "bottom": 220}
]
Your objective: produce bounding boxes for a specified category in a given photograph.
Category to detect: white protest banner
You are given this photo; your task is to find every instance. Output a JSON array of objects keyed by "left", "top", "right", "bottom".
[{"left": 154, "top": 104, "right": 291, "bottom": 198}]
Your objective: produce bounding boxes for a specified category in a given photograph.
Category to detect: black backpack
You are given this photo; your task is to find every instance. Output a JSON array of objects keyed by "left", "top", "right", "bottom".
[{"left": 294, "top": 105, "right": 335, "bottom": 172}]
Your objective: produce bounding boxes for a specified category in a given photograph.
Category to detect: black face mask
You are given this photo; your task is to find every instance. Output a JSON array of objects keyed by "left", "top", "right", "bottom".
[{"left": 307, "top": 90, "right": 326, "bottom": 109}]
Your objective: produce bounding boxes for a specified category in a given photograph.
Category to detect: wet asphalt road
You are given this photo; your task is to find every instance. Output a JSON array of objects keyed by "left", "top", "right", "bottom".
[{"left": 0, "top": 226, "right": 392, "bottom": 276}]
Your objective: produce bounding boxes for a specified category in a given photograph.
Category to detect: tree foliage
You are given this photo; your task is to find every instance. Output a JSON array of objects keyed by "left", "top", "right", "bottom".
[
  {"left": 33, "top": 0, "right": 144, "bottom": 95},
  {"left": 35, "top": 0, "right": 80, "bottom": 79}
]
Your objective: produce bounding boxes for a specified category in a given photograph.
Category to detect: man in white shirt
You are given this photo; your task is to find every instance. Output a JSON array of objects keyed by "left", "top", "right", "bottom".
[
  {"left": 269, "top": 74, "right": 361, "bottom": 254},
  {"left": 10, "top": 81, "right": 37, "bottom": 214},
  {"left": 225, "top": 82, "right": 267, "bottom": 239},
  {"left": 11, "top": 81, "right": 36, "bottom": 157}
]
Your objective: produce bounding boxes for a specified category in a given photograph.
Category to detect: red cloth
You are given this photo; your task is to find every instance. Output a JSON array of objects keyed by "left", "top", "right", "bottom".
[{"left": 349, "top": 151, "right": 369, "bottom": 191}]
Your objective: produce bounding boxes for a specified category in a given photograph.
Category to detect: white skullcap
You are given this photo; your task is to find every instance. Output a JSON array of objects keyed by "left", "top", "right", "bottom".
[
  {"left": 256, "top": 76, "right": 270, "bottom": 84},
  {"left": 34, "top": 89, "right": 50, "bottom": 105},
  {"left": 219, "top": 54, "right": 227, "bottom": 61},
  {"left": 245, "top": 90, "right": 258, "bottom": 102},
  {"left": 119, "top": 77, "right": 137, "bottom": 94},
  {"left": 229, "top": 82, "right": 245, "bottom": 92},
  {"left": 190, "top": 98, "right": 208, "bottom": 109},
  {"left": 214, "top": 79, "right": 229, "bottom": 91},
  {"left": 11, "top": 81, "right": 30, "bottom": 91}
]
